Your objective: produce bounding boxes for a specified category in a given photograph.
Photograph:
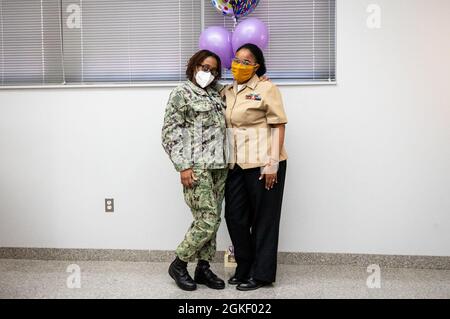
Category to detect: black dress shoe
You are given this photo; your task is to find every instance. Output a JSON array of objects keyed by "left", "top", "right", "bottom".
[
  {"left": 228, "top": 275, "right": 244, "bottom": 285},
  {"left": 194, "top": 260, "right": 225, "bottom": 290},
  {"left": 236, "top": 278, "right": 271, "bottom": 291},
  {"left": 168, "top": 256, "right": 197, "bottom": 291}
]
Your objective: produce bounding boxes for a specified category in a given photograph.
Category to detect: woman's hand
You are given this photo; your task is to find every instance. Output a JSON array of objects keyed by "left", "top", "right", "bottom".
[
  {"left": 259, "top": 164, "right": 278, "bottom": 190},
  {"left": 180, "top": 168, "right": 197, "bottom": 188}
]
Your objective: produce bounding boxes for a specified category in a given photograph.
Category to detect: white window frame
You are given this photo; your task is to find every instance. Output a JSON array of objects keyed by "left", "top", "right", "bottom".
[{"left": 0, "top": 0, "right": 337, "bottom": 89}]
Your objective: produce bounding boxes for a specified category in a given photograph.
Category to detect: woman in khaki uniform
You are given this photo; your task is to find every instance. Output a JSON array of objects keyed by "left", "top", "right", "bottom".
[{"left": 223, "top": 44, "right": 288, "bottom": 291}]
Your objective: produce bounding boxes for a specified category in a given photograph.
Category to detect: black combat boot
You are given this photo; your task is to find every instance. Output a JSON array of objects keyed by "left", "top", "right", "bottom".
[
  {"left": 168, "top": 256, "right": 197, "bottom": 291},
  {"left": 194, "top": 260, "right": 225, "bottom": 290}
]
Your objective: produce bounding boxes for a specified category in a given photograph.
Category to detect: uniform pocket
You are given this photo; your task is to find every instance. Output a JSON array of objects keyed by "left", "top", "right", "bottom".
[
  {"left": 192, "top": 101, "right": 213, "bottom": 112},
  {"left": 183, "top": 169, "right": 216, "bottom": 212},
  {"left": 191, "top": 101, "right": 215, "bottom": 127}
]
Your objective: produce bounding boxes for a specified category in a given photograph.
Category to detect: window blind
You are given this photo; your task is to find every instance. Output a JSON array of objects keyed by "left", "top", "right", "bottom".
[
  {"left": 204, "top": 0, "right": 336, "bottom": 82},
  {"left": 0, "top": 0, "right": 336, "bottom": 86},
  {"left": 0, "top": 0, "right": 64, "bottom": 85},
  {"left": 62, "top": 0, "right": 201, "bottom": 83}
]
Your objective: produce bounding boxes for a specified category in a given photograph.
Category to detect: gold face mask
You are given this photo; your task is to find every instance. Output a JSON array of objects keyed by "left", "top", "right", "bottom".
[{"left": 231, "top": 61, "right": 256, "bottom": 83}]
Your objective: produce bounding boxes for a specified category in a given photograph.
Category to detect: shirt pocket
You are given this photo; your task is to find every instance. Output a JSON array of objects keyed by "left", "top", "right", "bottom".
[
  {"left": 241, "top": 101, "right": 265, "bottom": 126},
  {"left": 191, "top": 101, "right": 216, "bottom": 127}
]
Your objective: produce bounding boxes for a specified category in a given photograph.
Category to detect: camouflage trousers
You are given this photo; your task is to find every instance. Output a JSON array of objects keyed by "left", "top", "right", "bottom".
[{"left": 176, "top": 167, "right": 228, "bottom": 263}]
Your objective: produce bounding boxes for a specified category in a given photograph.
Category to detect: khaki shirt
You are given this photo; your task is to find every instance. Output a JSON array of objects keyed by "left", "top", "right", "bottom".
[{"left": 223, "top": 74, "right": 288, "bottom": 169}]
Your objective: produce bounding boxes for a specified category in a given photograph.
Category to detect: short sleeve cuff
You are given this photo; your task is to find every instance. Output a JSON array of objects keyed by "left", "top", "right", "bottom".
[{"left": 267, "top": 119, "right": 288, "bottom": 125}]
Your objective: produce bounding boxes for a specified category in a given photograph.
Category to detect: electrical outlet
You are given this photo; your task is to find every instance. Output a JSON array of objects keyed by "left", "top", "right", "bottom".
[{"left": 105, "top": 198, "right": 114, "bottom": 213}]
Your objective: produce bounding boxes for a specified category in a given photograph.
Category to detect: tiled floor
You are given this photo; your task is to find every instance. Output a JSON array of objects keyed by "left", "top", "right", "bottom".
[{"left": 0, "top": 259, "right": 449, "bottom": 299}]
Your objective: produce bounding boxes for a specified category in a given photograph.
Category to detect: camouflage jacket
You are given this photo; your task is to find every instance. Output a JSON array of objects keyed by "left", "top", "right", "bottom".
[{"left": 162, "top": 80, "right": 227, "bottom": 172}]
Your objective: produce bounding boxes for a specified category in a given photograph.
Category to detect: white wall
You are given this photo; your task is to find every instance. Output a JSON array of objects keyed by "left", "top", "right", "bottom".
[{"left": 1, "top": 0, "right": 449, "bottom": 256}]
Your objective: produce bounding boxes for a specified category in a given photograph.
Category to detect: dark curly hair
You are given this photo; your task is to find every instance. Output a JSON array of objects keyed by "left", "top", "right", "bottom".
[
  {"left": 236, "top": 43, "right": 267, "bottom": 77},
  {"left": 186, "top": 50, "right": 222, "bottom": 85}
]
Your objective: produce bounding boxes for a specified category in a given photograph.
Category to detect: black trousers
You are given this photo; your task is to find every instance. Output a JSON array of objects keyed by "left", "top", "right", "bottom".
[{"left": 225, "top": 160, "right": 287, "bottom": 283}]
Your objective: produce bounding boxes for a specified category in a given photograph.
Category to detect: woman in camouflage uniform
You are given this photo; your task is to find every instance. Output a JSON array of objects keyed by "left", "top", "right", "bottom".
[{"left": 161, "top": 50, "right": 228, "bottom": 291}]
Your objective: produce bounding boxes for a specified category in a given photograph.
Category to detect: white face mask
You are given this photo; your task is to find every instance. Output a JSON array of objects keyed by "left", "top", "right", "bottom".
[{"left": 195, "top": 70, "right": 215, "bottom": 88}]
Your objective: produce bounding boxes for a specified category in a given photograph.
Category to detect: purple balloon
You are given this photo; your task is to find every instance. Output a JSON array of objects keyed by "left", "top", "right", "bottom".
[
  {"left": 199, "top": 26, "right": 233, "bottom": 69},
  {"left": 231, "top": 18, "right": 269, "bottom": 54}
]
